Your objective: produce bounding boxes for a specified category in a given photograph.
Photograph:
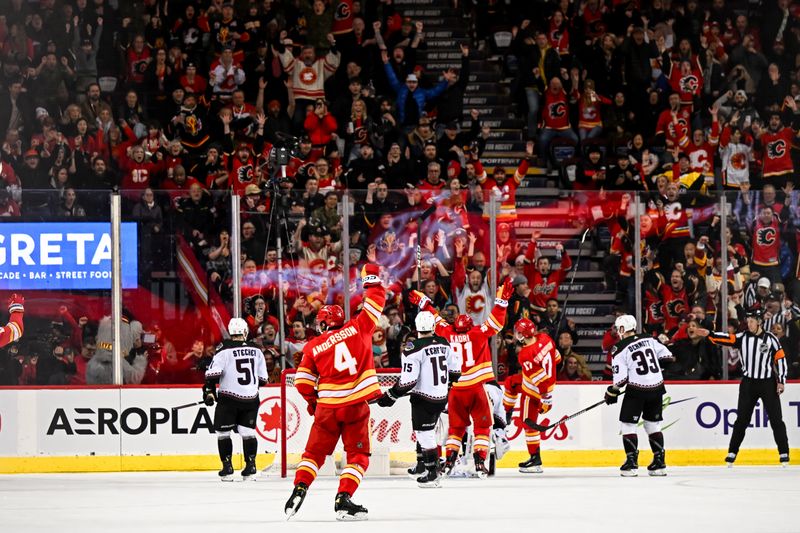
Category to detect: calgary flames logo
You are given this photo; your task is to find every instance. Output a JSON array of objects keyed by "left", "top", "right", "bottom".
[
  {"left": 335, "top": 0, "right": 351, "bottom": 20},
  {"left": 649, "top": 302, "right": 665, "bottom": 320},
  {"left": 237, "top": 164, "right": 254, "bottom": 183},
  {"left": 667, "top": 118, "right": 689, "bottom": 138},
  {"left": 218, "top": 26, "right": 230, "bottom": 45},
  {"left": 666, "top": 299, "right": 685, "bottom": 318},
  {"left": 730, "top": 152, "right": 747, "bottom": 170},
  {"left": 299, "top": 66, "right": 318, "bottom": 85},
  {"left": 679, "top": 75, "right": 699, "bottom": 93},
  {"left": 766, "top": 140, "right": 786, "bottom": 159},
  {"left": 757, "top": 227, "right": 777, "bottom": 245},
  {"left": 465, "top": 294, "right": 486, "bottom": 314},
  {"left": 549, "top": 102, "right": 567, "bottom": 118}
]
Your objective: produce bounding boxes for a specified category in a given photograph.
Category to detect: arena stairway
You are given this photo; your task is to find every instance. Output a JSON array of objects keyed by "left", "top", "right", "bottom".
[{"left": 399, "top": 0, "right": 615, "bottom": 375}]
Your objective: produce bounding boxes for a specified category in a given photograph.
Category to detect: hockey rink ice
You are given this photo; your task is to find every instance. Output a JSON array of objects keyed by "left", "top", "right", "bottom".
[{"left": 0, "top": 467, "right": 796, "bottom": 532}]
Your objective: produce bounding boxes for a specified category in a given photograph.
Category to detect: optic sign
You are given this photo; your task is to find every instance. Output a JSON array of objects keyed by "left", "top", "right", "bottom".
[{"left": 0, "top": 222, "right": 138, "bottom": 290}]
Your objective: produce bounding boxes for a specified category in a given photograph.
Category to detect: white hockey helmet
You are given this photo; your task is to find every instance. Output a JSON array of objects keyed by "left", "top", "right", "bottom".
[
  {"left": 415, "top": 311, "right": 435, "bottom": 333},
  {"left": 614, "top": 314, "right": 637, "bottom": 336},
  {"left": 228, "top": 317, "right": 249, "bottom": 337}
]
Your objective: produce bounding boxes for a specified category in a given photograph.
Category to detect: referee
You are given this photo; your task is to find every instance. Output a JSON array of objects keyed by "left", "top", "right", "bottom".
[{"left": 696, "top": 308, "right": 789, "bottom": 466}]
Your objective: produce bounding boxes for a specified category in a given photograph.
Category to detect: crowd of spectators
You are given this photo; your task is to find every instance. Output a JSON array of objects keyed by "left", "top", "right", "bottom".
[{"left": 0, "top": 0, "right": 798, "bottom": 386}]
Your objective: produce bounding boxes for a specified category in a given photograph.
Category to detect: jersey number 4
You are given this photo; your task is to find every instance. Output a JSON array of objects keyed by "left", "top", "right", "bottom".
[
  {"left": 334, "top": 343, "right": 358, "bottom": 376},
  {"left": 631, "top": 348, "right": 660, "bottom": 376},
  {"left": 451, "top": 341, "right": 475, "bottom": 367}
]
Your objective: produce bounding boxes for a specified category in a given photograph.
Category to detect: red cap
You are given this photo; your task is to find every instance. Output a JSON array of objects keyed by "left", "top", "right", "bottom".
[{"left": 24, "top": 149, "right": 39, "bottom": 158}]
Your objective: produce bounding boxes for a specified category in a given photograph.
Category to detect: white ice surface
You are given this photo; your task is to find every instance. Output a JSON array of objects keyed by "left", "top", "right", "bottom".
[{"left": 0, "top": 467, "right": 797, "bottom": 533}]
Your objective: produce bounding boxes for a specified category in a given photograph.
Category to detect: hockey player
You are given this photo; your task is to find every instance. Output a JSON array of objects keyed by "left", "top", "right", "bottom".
[
  {"left": 408, "top": 278, "right": 513, "bottom": 478},
  {"left": 203, "top": 317, "right": 268, "bottom": 481},
  {"left": 513, "top": 318, "right": 561, "bottom": 473},
  {"left": 285, "top": 264, "right": 384, "bottom": 521},
  {"left": 0, "top": 294, "right": 24, "bottom": 347},
  {"left": 604, "top": 315, "right": 675, "bottom": 477},
  {"left": 377, "top": 311, "right": 461, "bottom": 488}
]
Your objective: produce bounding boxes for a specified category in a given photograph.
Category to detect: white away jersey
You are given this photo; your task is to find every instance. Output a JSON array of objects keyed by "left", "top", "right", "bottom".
[
  {"left": 205, "top": 339, "right": 268, "bottom": 400},
  {"left": 610, "top": 335, "right": 673, "bottom": 391},
  {"left": 399, "top": 335, "right": 462, "bottom": 403}
]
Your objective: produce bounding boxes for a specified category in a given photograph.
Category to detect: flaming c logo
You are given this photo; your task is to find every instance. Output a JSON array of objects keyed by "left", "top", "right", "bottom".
[
  {"left": 465, "top": 294, "right": 486, "bottom": 314},
  {"left": 335, "top": 1, "right": 351, "bottom": 20},
  {"left": 549, "top": 102, "right": 567, "bottom": 118},
  {"left": 680, "top": 75, "right": 699, "bottom": 93},
  {"left": 757, "top": 227, "right": 777, "bottom": 245},
  {"left": 767, "top": 140, "right": 786, "bottom": 159}
]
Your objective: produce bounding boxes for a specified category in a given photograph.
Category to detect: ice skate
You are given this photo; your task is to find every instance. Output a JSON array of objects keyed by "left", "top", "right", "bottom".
[
  {"left": 442, "top": 451, "right": 458, "bottom": 476},
  {"left": 779, "top": 453, "right": 789, "bottom": 467},
  {"left": 240, "top": 460, "right": 257, "bottom": 481},
  {"left": 620, "top": 451, "right": 638, "bottom": 477},
  {"left": 473, "top": 454, "right": 489, "bottom": 479},
  {"left": 407, "top": 460, "right": 426, "bottom": 479},
  {"left": 284, "top": 483, "right": 308, "bottom": 520},
  {"left": 647, "top": 451, "right": 667, "bottom": 477},
  {"left": 416, "top": 468, "right": 442, "bottom": 488},
  {"left": 334, "top": 492, "right": 368, "bottom": 521},
  {"left": 725, "top": 452, "right": 736, "bottom": 468},
  {"left": 518, "top": 452, "right": 543, "bottom": 474},
  {"left": 218, "top": 459, "right": 234, "bottom": 482}
]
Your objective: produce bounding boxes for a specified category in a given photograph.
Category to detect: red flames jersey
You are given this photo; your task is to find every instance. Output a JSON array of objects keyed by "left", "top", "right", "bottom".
[
  {"left": 760, "top": 127, "right": 795, "bottom": 178},
  {"left": 752, "top": 217, "right": 781, "bottom": 267},
  {"left": 668, "top": 63, "right": 703, "bottom": 109},
  {"left": 518, "top": 333, "right": 560, "bottom": 399},
  {"left": 230, "top": 155, "right": 258, "bottom": 195},
  {"left": 662, "top": 200, "right": 690, "bottom": 239},
  {"left": 434, "top": 304, "right": 506, "bottom": 389},
  {"left": 523, "top": 240, "right": 572, "bottom": 312},
  {"left": 0, "top": 307, "right": 23, "bottom": 347},
  {"left": 659, "top": 284, "right": 688, "bottom": 332},
  {"left": 541, "top": 89, "right": 570, "bottom": 130},
  {"left": 644, "top": 285, "right": 665, "bottom": 326},
  {"left": 655, "top": 109, "right": 691, "bottom": 148},
  {"left": 294, "top": 286, "right": 386, "bottom": 407},
  {"left": 120, "top": 156, "right": 164, "bottom": 190}
]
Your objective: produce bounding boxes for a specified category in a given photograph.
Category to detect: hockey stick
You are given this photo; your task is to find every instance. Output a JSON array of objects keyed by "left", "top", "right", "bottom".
[
  {"left": 555, "top": 227, "right": 591, "bottom": 335},
  {"left": 524, "top": 391, "right": 624, "bottom": 432},
  {"left": 171, "top": 400, "right": 204, "bottom": 411}
]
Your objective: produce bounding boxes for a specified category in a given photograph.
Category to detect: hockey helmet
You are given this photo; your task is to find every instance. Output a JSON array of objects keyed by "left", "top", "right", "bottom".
[
  {"left": 614, "top": 314, "right": 637, "bottom": 336},
  {"left": 745, "top": 307, "right": 763, "bottom": 320},
  {"left": 316, "top": 305, "right": 345, "bottom": 332},
  {"left": 228, "top": 317, "right": 249, "bottom": 338},
  {"left": 453, "top": 314, "right": 474, "bottom": 333},
  {"left": 514, "top": 318, "right": 536, "bottom": 339},
  {"left": 415, "top": 311, "right": 436, "bottom": 333}
]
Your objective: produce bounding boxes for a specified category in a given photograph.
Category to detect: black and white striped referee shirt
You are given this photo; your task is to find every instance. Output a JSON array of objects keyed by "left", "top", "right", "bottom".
[{"left": 707, "top": 330, "right": 787, "bottom": 383}]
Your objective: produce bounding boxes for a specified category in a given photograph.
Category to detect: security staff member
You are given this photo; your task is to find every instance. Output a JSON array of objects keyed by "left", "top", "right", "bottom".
[{"left": 696, "top": 308, "right": 789, "bottom": 466}]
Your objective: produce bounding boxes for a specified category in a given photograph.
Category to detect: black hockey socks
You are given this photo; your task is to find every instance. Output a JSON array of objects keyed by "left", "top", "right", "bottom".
[
  {"left": 648, "top": 432, "right": 664, "bottom": 453},
  {"left": 422, "top": 448, "right": 439, "bottom": 474},
  {"left": 218, "top": 436, "right": 233, "bottom": 463},
  {"left": 243, "top": 436, "right": 258, "bottom": 464},
  {"left": 622, "top": 434, "right": 638, "bottom": 454}
]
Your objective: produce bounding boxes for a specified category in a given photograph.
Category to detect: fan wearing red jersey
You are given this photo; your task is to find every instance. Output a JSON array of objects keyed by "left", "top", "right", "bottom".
[
  {"left": 409, "top": 278, "right": 513, "bottom": 478},
  {"left": 752, "top": 106, "right": 798, "bottom": 188},
  {"left": 284, "top": 264, "right": 385, "bottom": 522},
  {"left": 0, "top": 294, "right": 24, "bottom": 348},
  {"left": 514, "top": 318, "right": 561, "bottom": 473}
]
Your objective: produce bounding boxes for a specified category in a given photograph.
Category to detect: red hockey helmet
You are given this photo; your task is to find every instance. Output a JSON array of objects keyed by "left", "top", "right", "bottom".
[
  {"left": 514, "top": 318, "right": 537, "bottom": 339},
  {"left": 316, "top": 305, "right": 345, "bottom": 333},
  {"left": 454, "top": 314, "right": 474, "bottom": 333}
]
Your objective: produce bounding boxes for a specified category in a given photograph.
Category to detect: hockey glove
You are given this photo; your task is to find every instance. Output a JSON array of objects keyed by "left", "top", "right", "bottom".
[
  {"left": 7, "top": 293, "right": 24, "bottom": 314},
  {"left": 408, "top": 290, "right": 431, "bottom": 310},
  {"left": 495, "top": 277, "right": 514, "bottom": 306},
  {"left": 539, "top": 394, "right": 553, "bottom": 414},
  {"left": 604, "top": 386, "right": 620, "bottom": 405},
  {"left": 306, "top": 398, "right": 317, "bottom": 416},
  {"left": 202, "top": 383, "right": 217, "bottom": 406},
  {"left": 377, "top": 390, "right": 398, "bottom": 407},
  {"left": 361, "top": 264, "right": 382, "bottom": 288}
]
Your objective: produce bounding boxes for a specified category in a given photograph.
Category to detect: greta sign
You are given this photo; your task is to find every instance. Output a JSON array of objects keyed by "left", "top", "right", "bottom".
[{"left": 0, "top": 222, "right": 138, "bottom": 289}]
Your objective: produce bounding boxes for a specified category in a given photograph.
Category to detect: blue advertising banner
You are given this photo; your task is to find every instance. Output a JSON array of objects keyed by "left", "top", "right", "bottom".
[{"left": 0, "top": 222, "right": 138, "bottom": 290}]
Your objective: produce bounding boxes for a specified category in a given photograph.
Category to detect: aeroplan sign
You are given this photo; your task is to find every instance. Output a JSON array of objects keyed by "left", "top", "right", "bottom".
[{"left": 0, "top": 222, "right": 137, "bottom": 289}]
